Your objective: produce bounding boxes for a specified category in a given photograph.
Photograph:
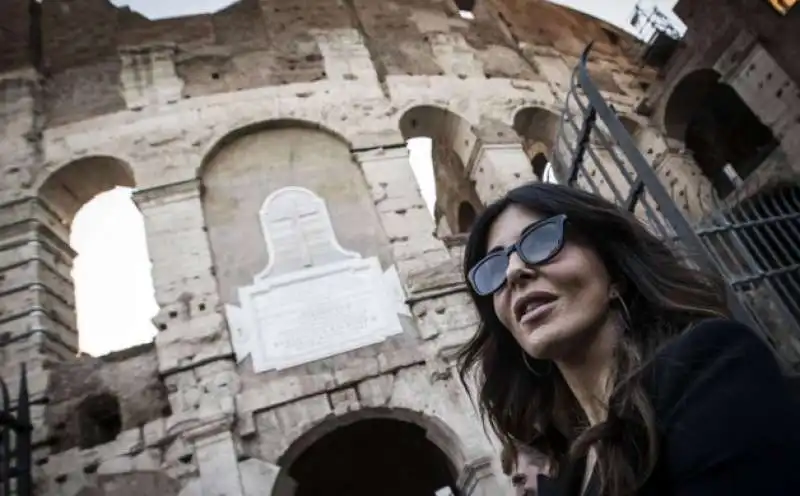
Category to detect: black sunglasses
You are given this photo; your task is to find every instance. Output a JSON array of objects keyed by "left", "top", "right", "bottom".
[{"left": 467, "top": 214, "right": 567, "bottom": 296}]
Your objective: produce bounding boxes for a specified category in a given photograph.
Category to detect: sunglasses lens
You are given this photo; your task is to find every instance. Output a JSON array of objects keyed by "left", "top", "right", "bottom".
[
  {"left": 470, "top": 253, "right": 509, "bottom": 295},
  {"left": 519, "top": 220, "right": 562, "bottom": 264}
]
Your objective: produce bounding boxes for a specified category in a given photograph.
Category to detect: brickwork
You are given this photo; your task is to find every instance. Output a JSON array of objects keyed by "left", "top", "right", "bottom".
[{"left": 4, "top": 0, "right": 795, "bottom": 495}]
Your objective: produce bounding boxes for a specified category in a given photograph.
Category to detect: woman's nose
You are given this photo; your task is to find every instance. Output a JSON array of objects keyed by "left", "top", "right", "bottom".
[{"left": 506, "top": 251, "right": 535, "bottom": 286}]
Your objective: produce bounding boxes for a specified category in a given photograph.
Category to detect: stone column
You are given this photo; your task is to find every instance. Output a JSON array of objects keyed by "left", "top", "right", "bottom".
[
  {"left": 354, "top": 146, "right": 451, "bottom": 280},
  {"left": 133, "top": 179, "right": 231, "bottom": 372},
  {"left": 133, "top": 179, "right": 239, "bottom": 418},
  {"left": 467, "top": 142, "right": 536, "bottom": 204},
  {"left": 180, "top": 412, "right": 245, "bottom": 496},
  {"left": 0, "top": 197, "right": 73, "bottom": 453},
  {"left": 0, "top": 198, "right": 78, "bottom": 371},
  {"left": 354, "top": 146, "right": 472, "bottom": 342},
  {"left": 652, "top": 148, "right": 717, "bottom": 224}
]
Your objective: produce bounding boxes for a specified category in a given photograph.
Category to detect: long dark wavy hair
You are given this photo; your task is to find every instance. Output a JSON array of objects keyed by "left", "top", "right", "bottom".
[{"left": 457, "top": 183, "right": 730, "bottom": 495}]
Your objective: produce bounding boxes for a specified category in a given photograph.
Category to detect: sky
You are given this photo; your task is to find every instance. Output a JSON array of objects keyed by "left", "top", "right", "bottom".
[{"left": 75, "top": 0, "right": 679, "bottom": 356}]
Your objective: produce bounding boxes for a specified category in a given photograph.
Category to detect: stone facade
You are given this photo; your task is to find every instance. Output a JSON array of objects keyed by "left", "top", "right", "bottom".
[{"left": 0, "top": 0, "right": 798, "bottom": 494}]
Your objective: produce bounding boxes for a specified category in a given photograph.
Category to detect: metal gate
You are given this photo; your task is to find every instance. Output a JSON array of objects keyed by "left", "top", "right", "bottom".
[
  {"left": 552, "top": 44, "right": 800, "bottom": 370},
  {"left": 0, "top": 365, "right": 33, "bottom": 496}
]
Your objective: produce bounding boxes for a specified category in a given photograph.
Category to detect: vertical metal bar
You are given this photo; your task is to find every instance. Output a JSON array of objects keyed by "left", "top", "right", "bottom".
[
  {"left": 16, "top": 364, "right": 32, "bottom": 496},
  {"left": 568, "top": 106, "right": 597, "bottom": 185},
  {"left": 727, "top": 200, "right": 800, "bottom": 358},
  {"left": 624, "top": 180, "right": 644, "bottom": 212},
  {"left": 0, "top": 378, "right": 11, "bottom": 496},
  {"left": 741, "top": 195, "right": 800, "bottom": 317}
]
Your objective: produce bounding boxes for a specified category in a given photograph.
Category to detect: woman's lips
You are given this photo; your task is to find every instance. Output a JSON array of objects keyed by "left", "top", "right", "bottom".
[{"left": 519, "top": 299, "right": 557, "bottom": 326}]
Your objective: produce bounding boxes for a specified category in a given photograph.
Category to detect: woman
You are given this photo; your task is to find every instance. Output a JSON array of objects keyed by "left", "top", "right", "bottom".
[{"left": 457, "top": 183, "right": 800, "bottom": 496}]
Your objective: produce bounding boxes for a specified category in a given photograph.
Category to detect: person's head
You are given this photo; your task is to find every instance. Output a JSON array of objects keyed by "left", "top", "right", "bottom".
[
  {"left": 457, "top": 183, "right": 729, "bottom": 495},
  {"left": 501, "top": 441, "right": 551, "bottom": 496}
]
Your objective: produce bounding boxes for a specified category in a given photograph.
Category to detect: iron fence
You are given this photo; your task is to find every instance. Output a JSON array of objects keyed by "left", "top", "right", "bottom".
[
  {"left": 0, "top": 365, "right": 33, "bottom": 496},
  {"left": 552, "top": 44, "right": 800, "bottom": 371}
]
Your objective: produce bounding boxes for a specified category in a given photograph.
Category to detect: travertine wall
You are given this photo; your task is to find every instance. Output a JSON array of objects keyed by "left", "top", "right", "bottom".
[{"left": 6, "top": 0, "right": 795, "bottom": 495}]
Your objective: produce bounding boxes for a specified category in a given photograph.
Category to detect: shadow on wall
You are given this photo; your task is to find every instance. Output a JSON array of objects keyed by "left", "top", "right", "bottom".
[{"left": 45, "top": 343, "right": 171, "bottom": 454}]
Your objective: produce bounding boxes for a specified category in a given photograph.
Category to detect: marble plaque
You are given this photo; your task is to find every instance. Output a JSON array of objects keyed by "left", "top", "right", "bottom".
[
  {"left": 256, "top": 185, "right": 359, "bottom": 278},
  {"left": 226, "top": 187, "right": 405, "bottom": 372}
]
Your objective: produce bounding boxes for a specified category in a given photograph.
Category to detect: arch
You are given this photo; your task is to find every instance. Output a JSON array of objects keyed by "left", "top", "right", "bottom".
[
  {"left": 38, "top": 155, "right": 135, "bottom": 227},
  {"left": 276, "top": 408, "right": 465, "bottom": 496},
  {"left": 34, "top": 155, "right": 155, "bottom": 358},
  {"left": 457, "top": 201, "right": 478, "bottom": 233},
  {"left": 78, "top": 392, "right": 122, "bottom": 449},
  {"left": 513, "top": 107, "right": 561, "bottom": 183},
  {"left": 663, "top": 68, "right": 779, "bottom": 197},
  {"left": 399, "top": 105, "right": 482, "bottom": 236},
  {"left": 512, "top": 106, "right": 560, "bottom": 152},
  {"left": 663, "top": 69, "right": 721, "bottom": 141},
  {"left": 531, "top": 152, "right": 549, "bottom": 180},
  {"left": 199, "top": 118, "right": 352, "bottom": 176},
  {"left": 455, "top": 0, "right": 476, "bottom": 11},
  {"left": 201, "top": 120, "right": 388, "bottom": 304},
  {"left": 278, "top": 407, "right": 467, "bottom": 472},
  {"left": 398, "top": 105, "right": 476, "bottom": 161}
]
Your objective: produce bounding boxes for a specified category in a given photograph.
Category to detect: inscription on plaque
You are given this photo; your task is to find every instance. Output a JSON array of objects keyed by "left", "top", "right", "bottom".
[{"left": 225, "top": 187, "right": 406, "bottom": 372}]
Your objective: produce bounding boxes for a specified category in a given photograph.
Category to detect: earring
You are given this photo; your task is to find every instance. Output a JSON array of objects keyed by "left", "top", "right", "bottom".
[
  {"left": 610, "top": 289, "right": 632, "bottom": 329},
  {"left": 521, "top": 349, "right": 552, "bottom": 377}
]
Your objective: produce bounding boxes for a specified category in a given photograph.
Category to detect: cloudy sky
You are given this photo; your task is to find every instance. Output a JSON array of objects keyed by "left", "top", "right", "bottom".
[
  {"left": 110, "top": 0, "right": 679, "bottom": 33},
  {"left": 75, "top": 0, "right": 679, "bottom": 356}
]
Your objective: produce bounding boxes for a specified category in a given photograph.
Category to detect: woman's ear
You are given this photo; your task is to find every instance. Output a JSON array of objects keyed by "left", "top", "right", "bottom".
[{"left": 608, "top": 276, "right": 628, "bottom": 300}]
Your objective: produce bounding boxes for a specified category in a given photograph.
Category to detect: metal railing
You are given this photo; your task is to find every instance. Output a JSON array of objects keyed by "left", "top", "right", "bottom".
[
  {"left": 0, "top": 365, "right": 33, "bottom": 496},
  {"left": 628, "top": 2, "right": 683, "bottom": 68},
  {"left": 552, "top": 44, "right": 800, "bottom": 371}
]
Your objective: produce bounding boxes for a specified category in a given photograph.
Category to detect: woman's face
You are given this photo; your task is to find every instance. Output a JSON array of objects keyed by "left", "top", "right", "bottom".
[{"left": 486, "top": 204, "right": 615, "bottom": 361}]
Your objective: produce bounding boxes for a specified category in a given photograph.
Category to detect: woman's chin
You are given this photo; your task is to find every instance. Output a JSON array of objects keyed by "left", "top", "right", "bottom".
[{"left": 521, "top": 323, "right": 567, "bottom": 361}]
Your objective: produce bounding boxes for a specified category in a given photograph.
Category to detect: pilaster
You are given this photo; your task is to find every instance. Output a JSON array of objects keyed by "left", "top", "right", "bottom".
[
  {"left": 354, "top": 146, "right": 451, "bottom": 280},
  {"left": 133, "top": 180, "right": 238, "bottom": 422},
  {"left": 354, "top": 146, "right": 471, "bottom": 342},
  {"left": 133, "top": 179, "right": 231, "bottom": 375},
  {"left": 467, "top": 142, "right": 535, "bottom": 204}
]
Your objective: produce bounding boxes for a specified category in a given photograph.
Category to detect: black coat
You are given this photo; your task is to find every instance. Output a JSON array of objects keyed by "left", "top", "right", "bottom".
[{"left": 538, "top": 318, "right": 800, "bottom": 496}]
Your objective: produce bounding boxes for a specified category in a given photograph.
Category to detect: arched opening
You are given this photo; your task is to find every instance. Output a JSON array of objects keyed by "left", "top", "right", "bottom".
[
  {"left": 531, "top": 152, "right": 548, "bottom": 180},
  {"left": 513, "top": 107, "right": 561, "bottom": 180},
  {"left": 457, "top": 201, "right": 478, "bottom": 233},
  {"left": 284, "top": 417, "right": 459, "bottom": 496},
  {"left": 399, "top": 106, "right": 482, "bottom": 237},
  {"left": 201, "top": 120, "right": 388, "bottom": 304},
  {"left": 38, "top": 157, "right": 158, "bottom": 357},
  {"left": 664, "top": 69, "right": 779, "bottom": 197},
  {"left": 78, "top": 392, "right": 122, "bottom": 449},
  {"left": 407, "top": 137, "right": 437, "bottom": 217},
  {"left": 455, "top": 0, "right": 475, "bottom": 19}
]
